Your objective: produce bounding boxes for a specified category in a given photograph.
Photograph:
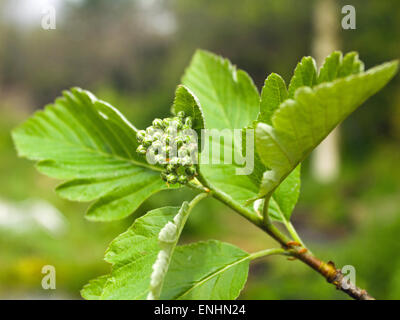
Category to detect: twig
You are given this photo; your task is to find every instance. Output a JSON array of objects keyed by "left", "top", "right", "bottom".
[
  {"left": 290, "top": 248, "right": 375, "bottom": 300},
  {"left": 192, "top": 173, "right": 376, "bottom": 300}
]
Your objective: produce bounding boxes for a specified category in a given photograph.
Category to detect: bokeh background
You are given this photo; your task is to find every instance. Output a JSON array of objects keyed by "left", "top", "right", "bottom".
[{"left": 0, "top": 0, "right": 399, "bottom": 299}]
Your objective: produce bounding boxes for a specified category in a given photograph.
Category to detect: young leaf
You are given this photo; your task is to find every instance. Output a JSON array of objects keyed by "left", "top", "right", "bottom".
[
  {"left": 182, "top": 49, "right": 259, "bottom": 130},
  {"left": 288, "top": 56, "right": 317, "bottom": 98},
  {"left": 93, "top": 206, "right": 179, "bottom": 299},
  {"left": 317, "top": 51, "right": 364, "bottom": 84},
  {"left": 317, "top": 51, "right": 342, "bottom": 84},
  {"left": 258, "top": 73, "right": 288, "bottom": 125},
  {"left": 258, "top": 52, "right": 364, "bottom": 222},
  {"left": 252, "top": 165, "right": 301, "bottom": 223},
  {"left": 257, "top": 72, "right": 300, "bottom": 221},
  {"left": 83, "top": 204, "right": 249, "bottom": 300},
  {"left": 81, "top": 275, "right": 109, "bottom": 300},
  {"left": 171, "top": 85, "right": 205, "bottom": 130},
  {"left": 161, "top": 240, "right": 249, "bottom": 300},
  {"left": 268, "top": 165, "right": 301, "bottom": 222},
  {"left": 148, "top": 193, "right": 207, "bottom": 300},
  {"left": 182, "top": 50, "right": 263, "bottom": 212},
  {"left": 338, "top": 52, "right": 365, "bottom": 78},
  {"left": 256, "top": 60, "right": 398, "bottom": 200},
  {"left": 147, "top": 204, "right": 189, "bottom": 299},
  {"left": 12, "top": 88, "right": 170, "bottom": 221}
]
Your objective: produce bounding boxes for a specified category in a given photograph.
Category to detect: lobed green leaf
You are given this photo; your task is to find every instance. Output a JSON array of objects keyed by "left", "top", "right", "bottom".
[
  {"left": 182, "top": 50, "right": 264, "bottom": 213},
  {"left": 12, "top": 88, "right": 171, "bottom": 221},
  {"left": 256, "top": 60, "right": 398, "bottom": 202}
]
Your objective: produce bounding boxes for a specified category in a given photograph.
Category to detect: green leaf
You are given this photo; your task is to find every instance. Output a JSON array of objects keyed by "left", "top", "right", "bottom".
[
  {"left": 81, "top": 275, "right": 109, "bottom": 300},
  {"left": 256, "top": 60, "right": 398, "bottom": 201},
  {"left": 288, "top": 56, "right": 317, "bottom": 98},
  {"left": 161, "top": 240, "right": 249, "bottom": 300},
  {"left": 255, "top": 72, "right": 300, "bottom": 221},
  {"left": 98, "top": 206, "right": 179, "bottom": 299},
  {"left": 252, "top": 165, "right": 301, "bottom": 223},
  {"left": 182, "top": 49, "right": 259, "bottom": 130},
  {"left": 148, "top": 193, "right": 207, "bottom": 300},
  {"left": 268, "top": 165, "right": 301, "bottom": 221},
  {"left": 83, "top": 204, "right": 249, "bottom": 300},
  {"left": 171, "top": 85, "right": 205, "bottom": 131},
  {"left": 182, "top": 50, "right": 263, "bottom": 212},
  {"left": 317, "top": 51, "right": 365, "bottom": 84},
  {"left": 12, "top": 88, "right": 170, "bottom": 221},
  {"left": 338, "top": 52, "right": 365, "bottom": 78},
  {"left": 317, "top": 51, "right": 342, "bottom": 84},
  {"left": 258, "top": 73, "right": 288, "bottom": 125},
  {"left": 258, "top": 52, "right": 364, "bottom": 221}
]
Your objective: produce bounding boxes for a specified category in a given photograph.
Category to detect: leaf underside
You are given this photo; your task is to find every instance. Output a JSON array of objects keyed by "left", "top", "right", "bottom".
[{"left": 256, "top": 59, "right": 398, "bottom": 203}]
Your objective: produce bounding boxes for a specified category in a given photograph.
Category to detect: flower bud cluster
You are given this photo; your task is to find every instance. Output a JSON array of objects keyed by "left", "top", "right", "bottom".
[{"left": 136, "top": 111, "right": 197, "bottom": 185}]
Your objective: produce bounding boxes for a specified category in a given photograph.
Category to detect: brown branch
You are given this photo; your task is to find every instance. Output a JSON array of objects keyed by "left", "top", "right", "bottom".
[{"left": 290, "top": 248, "right": 375, "bottom": 300}]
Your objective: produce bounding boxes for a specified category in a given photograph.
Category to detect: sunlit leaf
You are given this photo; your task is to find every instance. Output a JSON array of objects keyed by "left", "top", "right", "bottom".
[{"left": 256, "top": 60, "right": 398, "bottom": 205}]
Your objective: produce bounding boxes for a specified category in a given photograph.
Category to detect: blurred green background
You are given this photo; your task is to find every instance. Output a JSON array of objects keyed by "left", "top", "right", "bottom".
[{"left": 0, "top": 0, "right": 399, "bottom": 299}]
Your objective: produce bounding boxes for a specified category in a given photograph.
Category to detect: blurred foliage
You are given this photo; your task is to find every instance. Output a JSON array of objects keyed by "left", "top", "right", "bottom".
[{"left": 0, "top": 0, "right": 399, "bottom": 299}]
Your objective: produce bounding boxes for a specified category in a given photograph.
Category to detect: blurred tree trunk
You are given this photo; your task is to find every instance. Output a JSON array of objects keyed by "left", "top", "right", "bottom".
[{"left": 311, "top": 0, "right": 340, "bottom": 183}]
